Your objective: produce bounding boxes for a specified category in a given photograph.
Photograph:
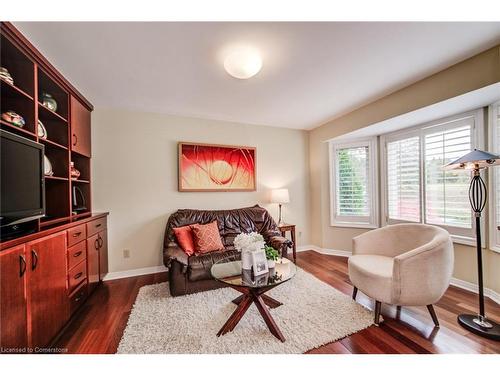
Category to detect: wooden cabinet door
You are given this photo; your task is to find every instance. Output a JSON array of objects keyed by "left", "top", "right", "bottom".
[
  {"left": 98, "top": 231, "right": 108, "bottom": 281},
  {"left": 0, "top": 245, "right": 28, "bottom": 349},
  {"left": 70, "top": 96, "right": 91, "bottom": 157},
  {"left": 27, "top": 232, "right": 68, "bottom": 348},
  {"left": 87, "top": 233, "right": 100, "bottom": 292}
]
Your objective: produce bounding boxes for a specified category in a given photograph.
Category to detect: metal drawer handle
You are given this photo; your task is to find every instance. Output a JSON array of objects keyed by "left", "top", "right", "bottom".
[
  {"left": 72, "top": 134, "right": 78, "bottom": 146},
  {"left": 19, "top": 255, "right": 27, "bottom": 277},
  {"left": 95, "top": 223, "right": 102, "bottom": 228},
  {"left": 94, "top": 239, "right": 99, "bottom": 250},
  {"left": 74, "top": 272, "right": 83, "bottom": 280},
  {"left": 73, "top": 251, "right": 83, "bottom": 257},
  {"left": 31, "top": 249, "right": 38, "bottom": 271},
  {"left": 72, "top": 231, "right": 82, "bottom": 237}
]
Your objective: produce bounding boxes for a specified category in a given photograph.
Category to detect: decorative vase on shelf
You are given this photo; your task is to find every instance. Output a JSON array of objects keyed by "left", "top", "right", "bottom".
[
  {"left": 41, "top": 92, "right": 57, "bottom": 112},
  {"left": 44, "top": 155, "right": 54, "bottom": 176},
  {"left": 38, "top": 120, "right": 47, "bottom": 139},
  {"left": 70, "top": 162, "right": 80, "bottom": 180},
  {"left": 2, "top": 110, "right": 25, "bottom": 128},
  {"left": 267, "top": 259, "right": 276, "bottom": 268},
  {"left": 0, "top": 67, "right": 14, "bottom": 85}
]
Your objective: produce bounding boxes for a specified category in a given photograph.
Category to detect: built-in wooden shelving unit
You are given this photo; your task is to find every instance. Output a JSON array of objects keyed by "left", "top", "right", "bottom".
[{"left": 0, "top": 23, "right": 93, "bottom": 230}]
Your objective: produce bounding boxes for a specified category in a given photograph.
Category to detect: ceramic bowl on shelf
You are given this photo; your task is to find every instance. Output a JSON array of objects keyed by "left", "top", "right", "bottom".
[
  {"left": 0, "top": 67, "right": 14, "bottom": 85},
  {"left": 2, "top": 110, "right": 25, "bottom": 128},
  {"left": 44, "top": 155, "right": 54, "bottom": 176},
  {"left": 70, "top": 162, "right": 80, "bottom": 180},
  {"left": 38, "top": 119, "right": 48, "bottom": 139},
  {"left": 41, "top": 92, "right": 58, "bottom": 112}
]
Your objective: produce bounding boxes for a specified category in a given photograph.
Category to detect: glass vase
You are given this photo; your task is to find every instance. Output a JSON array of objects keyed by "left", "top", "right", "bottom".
[
  {"left": 42, "top": 92, "right": 58, "bottom": 112},
  {"left": 241, "top": 250, "right": 252, "bottom": 270}
]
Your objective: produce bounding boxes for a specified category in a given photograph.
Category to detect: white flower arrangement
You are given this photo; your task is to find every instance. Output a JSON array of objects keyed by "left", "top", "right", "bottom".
[{"left": 234, "top": 232, "right": 265, "bottom": 253}]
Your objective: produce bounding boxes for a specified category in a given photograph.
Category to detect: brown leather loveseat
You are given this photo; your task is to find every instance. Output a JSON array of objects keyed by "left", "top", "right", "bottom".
[{"left": 163, "top": 205, "right": 292, "bottom": 296}]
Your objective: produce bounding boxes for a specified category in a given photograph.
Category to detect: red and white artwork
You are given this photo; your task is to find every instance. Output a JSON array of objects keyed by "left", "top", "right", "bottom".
[{"left": 178, "top": 143, "right": 256, "bottom": 191}]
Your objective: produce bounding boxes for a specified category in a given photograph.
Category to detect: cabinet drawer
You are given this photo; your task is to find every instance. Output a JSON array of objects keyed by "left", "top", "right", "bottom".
[
  {"left": 87, "top": 217, "right": 107, "bottom": 237},
  {"left": 67, "top": 224, "right": 86, "bottom": 247},
  {"left": 67, "top": 241, "right": 86, "bottom": 270},
  {"left": 68, "top": 260, "right": 87, "bottom": 293},
  {"left": 69, "top": 282, "right": 88, "bottom": 315}
]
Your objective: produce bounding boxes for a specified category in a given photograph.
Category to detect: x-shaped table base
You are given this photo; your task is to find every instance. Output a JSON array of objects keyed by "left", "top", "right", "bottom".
[{"left": 217, "top": 285, "right": 285, "bottom": 342}]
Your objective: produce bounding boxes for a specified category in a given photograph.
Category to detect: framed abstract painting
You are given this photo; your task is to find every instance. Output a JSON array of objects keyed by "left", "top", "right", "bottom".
[{"left": 178, "top": 142, "right": 256, "bottom": 192}]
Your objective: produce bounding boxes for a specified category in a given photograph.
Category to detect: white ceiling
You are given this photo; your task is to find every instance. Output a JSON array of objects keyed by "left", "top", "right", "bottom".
[{"left": 14, "top": 22, "right": 500, "bottom": 130}]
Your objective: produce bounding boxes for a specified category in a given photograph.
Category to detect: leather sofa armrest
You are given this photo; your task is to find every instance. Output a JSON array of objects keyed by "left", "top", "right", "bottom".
[
  {"left": 164, "top": 244, "right": 189, "bottom": 270},
  {"left": 264, "top": 230, "right": 292, "bottom": 252},
  {"left": 268, "top": 235, "right": 292, "bottom": 250}
]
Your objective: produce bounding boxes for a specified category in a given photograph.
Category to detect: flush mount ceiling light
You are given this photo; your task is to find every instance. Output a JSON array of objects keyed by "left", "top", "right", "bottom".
[{"left": 223, "top": 46, "right": 262, "bottom": 79}]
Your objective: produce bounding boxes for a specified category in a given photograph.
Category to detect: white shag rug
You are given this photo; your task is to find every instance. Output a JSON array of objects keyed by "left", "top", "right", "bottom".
[{"left": 117, "top": 268, "right": 374, "bottom": 354}]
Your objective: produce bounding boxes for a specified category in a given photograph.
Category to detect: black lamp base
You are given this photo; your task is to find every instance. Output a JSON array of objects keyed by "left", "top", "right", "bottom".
[{"left": 457, "top": 314, "right": 500, "bottom": 341}]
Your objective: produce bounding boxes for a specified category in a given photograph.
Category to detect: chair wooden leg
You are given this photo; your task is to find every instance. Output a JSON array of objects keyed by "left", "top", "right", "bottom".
[
  {"left": 352, "top": 287, "right": 358, "bottom": 300},
  {"left": 427, "top": 304, "right": 440, "bottom": 327},
  {"left": 374, "top": 301, "right": 382, "bottom": 325}
]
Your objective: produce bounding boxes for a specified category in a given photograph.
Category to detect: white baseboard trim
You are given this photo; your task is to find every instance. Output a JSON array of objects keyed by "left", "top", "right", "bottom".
[
  {"left": 297, "top": 245, "right": 351, "bottom": 257},
  {"left": 450, "top": 277, "right": 500, "bottom": 305},
  {"left": 103, "top": 265, "right": 168, "bottom": 281}
]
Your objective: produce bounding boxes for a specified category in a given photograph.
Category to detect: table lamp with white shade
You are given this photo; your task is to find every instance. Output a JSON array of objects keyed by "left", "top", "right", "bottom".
[
  {"left": 444, "top": 148, "right": 500, "bottom": 341},
  {"left": 270, "top": 188, "right": 290, "bottom": 225}
]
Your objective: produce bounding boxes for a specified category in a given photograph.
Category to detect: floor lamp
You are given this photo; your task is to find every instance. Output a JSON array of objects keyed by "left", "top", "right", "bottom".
[{"left": 444, "top": 149, "right": 500, "bottom": 341}]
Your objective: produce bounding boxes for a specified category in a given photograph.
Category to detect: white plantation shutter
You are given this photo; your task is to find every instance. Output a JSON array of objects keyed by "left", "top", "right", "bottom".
[
  {"left": 386, "top": 136, "right": 420, "bottom": 222},
  {"left": 424, "top": 123, "right": 472, "bottom": 230},
  {"left": 336, "top": 146, "right": 369, "bottom": 216},
  {"left": 330, "top": 139, "right": 378, "bottom": 228}
]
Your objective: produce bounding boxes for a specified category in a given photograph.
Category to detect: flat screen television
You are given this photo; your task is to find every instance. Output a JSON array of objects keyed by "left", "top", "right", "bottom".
[{"left": 0, "top": 129, "right": 45, "bottom": 230}]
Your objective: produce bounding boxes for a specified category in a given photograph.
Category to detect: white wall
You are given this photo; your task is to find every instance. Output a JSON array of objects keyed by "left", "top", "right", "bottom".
[{"left": 91, "top": 109, "right": 310, "bottom": 273}]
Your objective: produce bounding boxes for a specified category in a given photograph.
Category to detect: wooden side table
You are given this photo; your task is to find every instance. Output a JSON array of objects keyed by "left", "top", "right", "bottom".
[{"left": 278, "top": 223, "right": 296, "bottom": 263}]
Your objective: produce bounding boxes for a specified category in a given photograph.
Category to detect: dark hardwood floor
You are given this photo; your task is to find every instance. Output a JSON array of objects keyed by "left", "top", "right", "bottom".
[{"left": 54, "top": 251, "right": 500, "bottom": 354}]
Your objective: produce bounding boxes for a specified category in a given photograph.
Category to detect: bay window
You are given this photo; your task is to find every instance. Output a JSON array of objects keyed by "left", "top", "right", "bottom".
[{"left": 330, "top": 109, "right": 485, "bottom": 243}]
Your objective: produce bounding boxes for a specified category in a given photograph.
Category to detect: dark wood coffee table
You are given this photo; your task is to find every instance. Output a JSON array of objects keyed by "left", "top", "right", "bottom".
[{"left": 211, "top": 257, "right": 296, "bottom": 342}]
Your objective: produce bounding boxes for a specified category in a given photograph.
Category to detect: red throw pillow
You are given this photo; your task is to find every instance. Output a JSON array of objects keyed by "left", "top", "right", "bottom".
[
  {"left": 191, "top": 220, "right": 224, "bottom": 254},
  {"left": 173, "top": 225, "right": 195, "bottom": 256}
]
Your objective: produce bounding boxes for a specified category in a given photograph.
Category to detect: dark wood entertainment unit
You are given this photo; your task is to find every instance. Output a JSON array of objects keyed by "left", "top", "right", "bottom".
[{"left": 0, "top": 22, "right": 109, "bottom": 350}]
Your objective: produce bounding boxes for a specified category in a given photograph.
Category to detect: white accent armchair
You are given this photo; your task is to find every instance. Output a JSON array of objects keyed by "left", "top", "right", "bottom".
[{"left": 348, "top": 223, "right": 454, "bottom": 326}]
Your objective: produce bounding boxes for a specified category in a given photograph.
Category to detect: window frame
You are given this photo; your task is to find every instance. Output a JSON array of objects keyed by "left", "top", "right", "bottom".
[
  {"left": 488, "top": 101, "right": 500, "bottom": 253},
  {"left": 380, "top": 109, "right": 484, "bottom": 246},
  {"left": 329, "top": 137, "right": 379, "bottom": 229}
]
